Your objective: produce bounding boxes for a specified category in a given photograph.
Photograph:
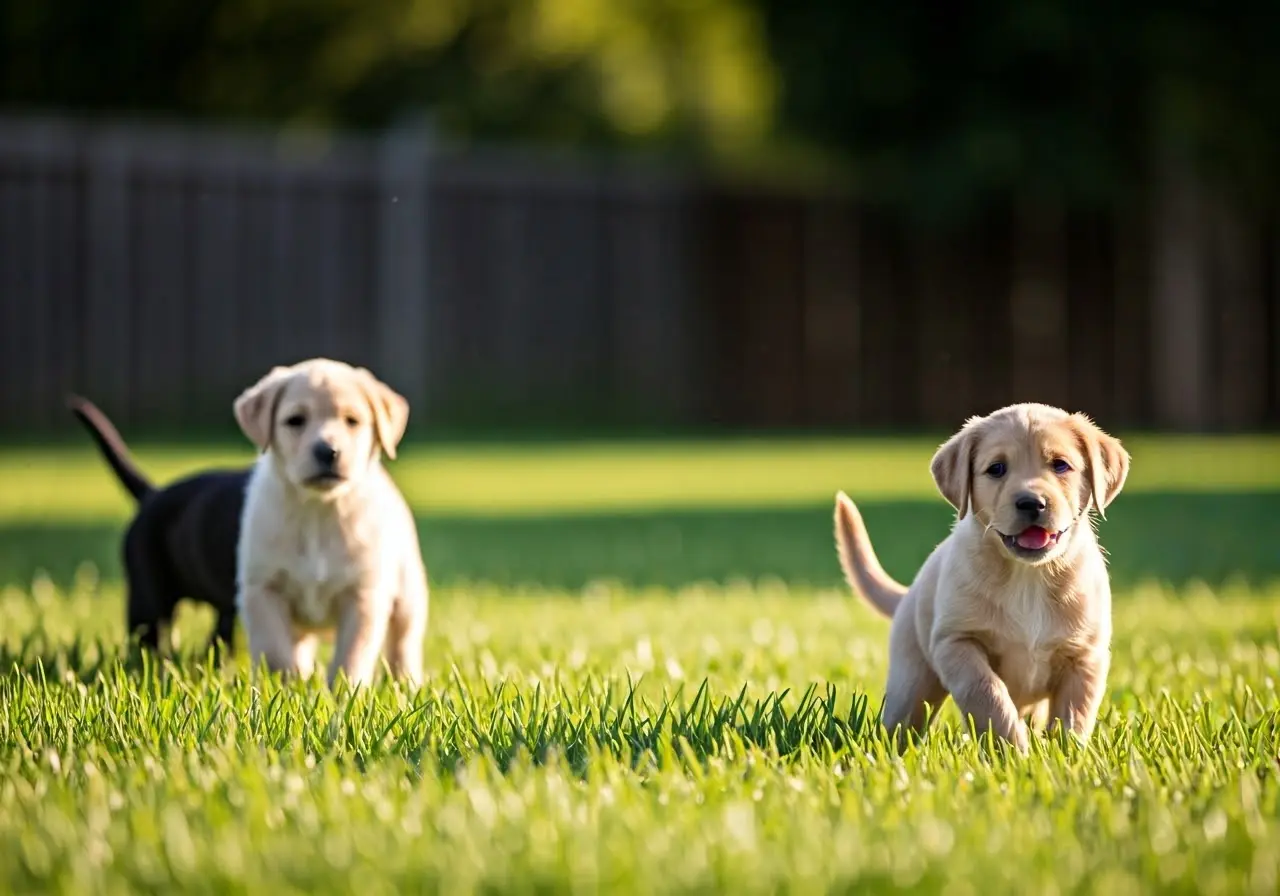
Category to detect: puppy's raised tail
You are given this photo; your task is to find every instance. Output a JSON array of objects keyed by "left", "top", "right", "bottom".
[
  {"left": 66, "top": 394, "right": 154, "bottom": 502},
  {"left": 834, "top": 491, "right": 907, "bottom": 618}
]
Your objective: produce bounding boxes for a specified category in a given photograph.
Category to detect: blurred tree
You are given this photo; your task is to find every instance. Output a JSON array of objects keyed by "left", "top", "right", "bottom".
[
  {"left": 3, "top": 0, "right": 1278, "bottom": 215},
  {"left": 758, "top": 0, "right": 1280, "bottom": 219},
  {"left": 0, "top": 0, "right": 776, "bottom": 153}
]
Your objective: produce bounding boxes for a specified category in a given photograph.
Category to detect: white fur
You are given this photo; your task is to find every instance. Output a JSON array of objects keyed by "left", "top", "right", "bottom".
[{"left": 233, "top": 358, "right": 428, "bottom": 689}]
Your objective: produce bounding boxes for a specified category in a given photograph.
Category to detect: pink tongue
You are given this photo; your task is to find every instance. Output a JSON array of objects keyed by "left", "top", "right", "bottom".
[{"left": 1016, "top": 526, "right": 1052, "bottom": 550}]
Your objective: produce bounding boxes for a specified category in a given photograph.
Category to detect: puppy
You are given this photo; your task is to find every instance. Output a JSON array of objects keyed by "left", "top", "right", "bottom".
[
  {"left": 68, "top": 395, "right": 245, "bottom": 657},
  {"left": 834, "top": 403, "right": 1130, "bottom": 752},
  {"left": 234, "top": 358, "right": 427, "bottom": 689}
]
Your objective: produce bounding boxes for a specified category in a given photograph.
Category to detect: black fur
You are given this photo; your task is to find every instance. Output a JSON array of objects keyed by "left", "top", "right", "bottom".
[{"left": 68, "top": 395, "right": 248, "bottom": 658}]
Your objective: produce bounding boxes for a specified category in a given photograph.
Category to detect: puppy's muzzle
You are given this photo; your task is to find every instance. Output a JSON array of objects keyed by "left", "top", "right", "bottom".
[{"left": 307, "top": 442, "right": 345, "bottom": 486}]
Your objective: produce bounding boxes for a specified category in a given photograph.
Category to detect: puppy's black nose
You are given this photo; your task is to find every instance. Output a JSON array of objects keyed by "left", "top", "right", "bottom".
[
  {"left": 1014, "top": 492, "right": 1047, "bottom": 516},
  {"left": 312, "top": 442, "right": 339, "bottom": 467}
]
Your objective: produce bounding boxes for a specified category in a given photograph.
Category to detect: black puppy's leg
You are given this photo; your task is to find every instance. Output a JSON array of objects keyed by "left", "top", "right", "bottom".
[
  {"left": 208, "top": 610, "right": 238, "bottom": 662},
  {"left": 122, "top": 522, "right": 176, "bottom": 653}
]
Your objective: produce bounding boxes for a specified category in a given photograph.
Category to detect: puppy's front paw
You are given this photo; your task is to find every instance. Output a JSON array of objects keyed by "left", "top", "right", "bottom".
[{"left": 1011, "top": 720, "right": 1030, "bottom": 755}]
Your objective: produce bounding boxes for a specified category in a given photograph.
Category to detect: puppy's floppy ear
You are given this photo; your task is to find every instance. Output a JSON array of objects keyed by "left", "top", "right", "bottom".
[
  {"left": 356, "top": 368, "right": 410, "bottom": 460},
  {"left": 931, "top": 416, "right": 982, "bottom": 519},
  {"left": 233, "top": 366, "right": 293, "bottom": 451},
  {"left": 1068, "top": 413, "right": 1130, "bottom": 518}
]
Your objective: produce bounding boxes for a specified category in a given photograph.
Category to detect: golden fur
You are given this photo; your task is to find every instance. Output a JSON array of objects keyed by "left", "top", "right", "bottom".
[
  {"left": 234, "top": 358, "right": 428, "bottom": 689},
  {"left": 834, "top": 403, "right": 1130, "bottom": 752}
]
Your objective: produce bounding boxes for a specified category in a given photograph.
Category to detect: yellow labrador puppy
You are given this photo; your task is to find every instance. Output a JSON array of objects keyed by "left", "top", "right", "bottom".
[
  {"left": 233, "top": 358, "right": 427, "bottom": 689},
  {"left": 834, "top": 403, "right": 1130, "bottom": 752}
]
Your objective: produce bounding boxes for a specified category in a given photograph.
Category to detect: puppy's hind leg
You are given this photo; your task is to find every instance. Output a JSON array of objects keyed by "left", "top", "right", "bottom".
[
  {"left": 1048, "top": 654, "right": 1109, "bottom": 742},
  {"left": 122, "top": 522, "right": 177, "bottom": 654},
  {"left": 881, "top": 613, "right": 947, "bottom": 751},
  {"left": 199, "top": 609, "right": 238, "bottom": 666}
]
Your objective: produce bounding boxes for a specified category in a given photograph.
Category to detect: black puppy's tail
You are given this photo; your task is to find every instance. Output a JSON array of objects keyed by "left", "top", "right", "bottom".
[{"left": 66, "top": 394, "right": 154, "bottom": 502}]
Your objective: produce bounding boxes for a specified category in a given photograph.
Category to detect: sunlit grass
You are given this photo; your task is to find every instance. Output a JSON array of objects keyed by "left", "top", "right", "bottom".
[
  {"left": 1, "top": 435, "right": 1278, "bottom": 892},
  {"left": 1, "top": 579, "right": 1279, "bottom": 893}
]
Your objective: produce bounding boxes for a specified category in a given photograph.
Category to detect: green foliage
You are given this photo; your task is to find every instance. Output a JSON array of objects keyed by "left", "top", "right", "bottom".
[
  {"left": 2, "top": 0, "right": 775, "bottom": 149},
  {"left": 759, "top": 1, "right": 1280, "bottom": 217},
  {"left": 9, "top": 2, "right": 1278, "bottom": 212}
]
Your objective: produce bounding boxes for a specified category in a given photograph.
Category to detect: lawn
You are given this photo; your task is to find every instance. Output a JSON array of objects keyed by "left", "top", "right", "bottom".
[{"left": 1, "top": 435, "right": 1279, "bottom": 893}]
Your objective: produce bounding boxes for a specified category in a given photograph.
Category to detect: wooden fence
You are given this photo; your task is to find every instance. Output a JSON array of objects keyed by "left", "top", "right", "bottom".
[{"left": 0, "top": 115, "right": 1276, "bottom": 434}]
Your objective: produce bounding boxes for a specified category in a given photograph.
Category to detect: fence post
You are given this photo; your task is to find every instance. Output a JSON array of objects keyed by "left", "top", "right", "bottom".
[
  {"left": 1207, "top": 193, "right": 1266, "bottom": 428},
  {"left": 375, "top": 117, "right": 432, "bottom": 416},
  {"left": 1009, "top": 196, "right": 1069, "bottom": 410},
  {"left": 1150, "top": 149, "right": 1209, "bottom": 430},
  {"left": 1274, "top": 226, "right": 1280, "bottom": 425},
  {"left": 83, "top": 125, "right": 134, "bottom": 421}
]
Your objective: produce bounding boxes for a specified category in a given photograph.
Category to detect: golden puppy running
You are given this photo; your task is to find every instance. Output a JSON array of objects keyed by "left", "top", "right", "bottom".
[
  {"left": 834, "top": 403, "right": 1130, "bottom": 752},
  {"left": 234, "top": 358, "right": 428, "bottom": 689}
]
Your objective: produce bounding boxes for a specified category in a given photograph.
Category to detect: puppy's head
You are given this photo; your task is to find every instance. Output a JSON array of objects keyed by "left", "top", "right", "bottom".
[
  {"left": 234, "top": 358, "right": 409, "bottom": 497},
  {"left": 931, "top": 403, "right": 1129, "bottom": 565}
]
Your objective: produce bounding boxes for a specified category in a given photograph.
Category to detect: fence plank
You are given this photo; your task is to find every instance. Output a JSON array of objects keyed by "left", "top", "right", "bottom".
[
  {"left": 268, "top": 172, "right": 300, "bottom": 364},
  {"left": 1209, "top": 194, "right": 1267, "bottom": 428},
  {"left": 799, "top": 200, "right": 860, "bottom": 426},
  {"left": 338, "top": 185, "right": 380, "bottom": 372},
  {"left": 1273, "top": 222, "right": 1280, "bottom": 424},
  {"left": 1065, "top": 212, "right": 1114, "bottom": 419},
  {"left": 911, "top": 228, "right": 976, "bottom": 427},
  {"left": 490, "top": 191, "right": 536, "bottom": 409},
  {"left": 235, "top": 173, "right": 277, "bottom": 382},
  {"left": 1150, "top": 154, "right": 1210, "bottom": 430},
  {"left": 421, "top": 184, "right": 463, "bottom": 413},
  {"left": 375, "top": 124, "right": 431, "bottom": 409},
  {"left": 0, "top": 115, "right": 1276, "bottom": 433},
  {"left": 0, "top": 166, "right": 28, "bottom": 423},
  {"left": 1111, "top": 203, "right": 1150, "bottom": 426},
  {"left": 607, "top": 175, "right": 697, "bottom": 422},
  {"left": 189, "top": 149, "right": 243, "bottom": 416},
  {"left": 82, "top": 128, "right": 135, "bottom": 422},
  {"left": 855, "top": 213, "right": 913, "bottom": 426},
  {"left": 966, "top": 208, "right": 1015, "bottom": 419},
  {"left": 737, "top": 196, "right": 806, "bottom": 427},
  {"left": 131, "top": 160, "right": 190, "bottom": 422},
  {"left": 24, "top": 137, "right": 56, "bottom": 428},
  {"left": 530, "top": 187, "right": 608, "bottom": 414},
  {"left": 1009, "top": 198, "right": 1071, "bottom": 411}
]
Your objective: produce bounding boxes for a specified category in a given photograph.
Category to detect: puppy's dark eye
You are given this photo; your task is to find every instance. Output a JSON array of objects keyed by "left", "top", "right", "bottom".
[
  {"left": 283, "top": 414, "right": 306, "bottom": 429},
  {"left": 1052, "top": 459, "right": 1072, "bottom": 474},
  {"left": 986, "top": 462, "right": 1007, "bottom": 478},
  {"left": 345, "top": 415, "right": 360, "bottom": 428}
]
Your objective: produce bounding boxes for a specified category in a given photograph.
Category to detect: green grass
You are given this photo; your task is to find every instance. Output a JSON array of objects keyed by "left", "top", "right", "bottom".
[
  {"left": 1, "top": 436, "right": 1279, "bottom": 893},
  {"left": 4, "top": 434, "right": 1279, "bottom": 523}
]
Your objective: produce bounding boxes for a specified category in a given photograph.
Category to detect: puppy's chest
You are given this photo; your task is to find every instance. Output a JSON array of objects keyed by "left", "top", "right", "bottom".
[
  {"left": 983, "top": 582, "right": 1073, "bottom": 700},
  {"left": 265, "top": 520, "right": 372, "bottom": 628}
]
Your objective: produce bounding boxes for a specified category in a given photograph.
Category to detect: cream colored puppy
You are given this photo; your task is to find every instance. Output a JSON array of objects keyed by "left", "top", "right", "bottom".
[
  {"left": 834, "top": 403, "right": 1130, "bottom": 752},
  {"left": 233, "top": 358, "right": 427, "bottom": 689}
]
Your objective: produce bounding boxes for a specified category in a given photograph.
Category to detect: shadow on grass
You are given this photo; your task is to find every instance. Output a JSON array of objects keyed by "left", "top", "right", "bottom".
[{"left": 0, "top": 491, "right": 1275, "bottom": 593}]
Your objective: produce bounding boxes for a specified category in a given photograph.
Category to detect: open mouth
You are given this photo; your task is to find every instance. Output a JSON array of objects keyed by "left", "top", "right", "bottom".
[{"left": 997, "top": 525, "right": 1064, "bottom": 556}]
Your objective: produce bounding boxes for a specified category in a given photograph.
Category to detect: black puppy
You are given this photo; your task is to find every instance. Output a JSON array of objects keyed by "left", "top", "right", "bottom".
[{"left": 68, "top": 395, "right": 247, "bottom": 658}]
